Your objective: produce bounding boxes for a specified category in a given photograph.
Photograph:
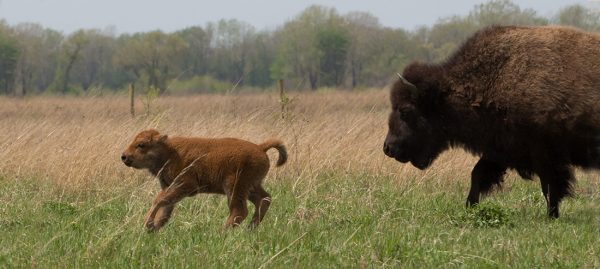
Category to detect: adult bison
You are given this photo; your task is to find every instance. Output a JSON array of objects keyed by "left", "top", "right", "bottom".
[{"left": 383, "top": 26, "right": 600, "bottom": 218}]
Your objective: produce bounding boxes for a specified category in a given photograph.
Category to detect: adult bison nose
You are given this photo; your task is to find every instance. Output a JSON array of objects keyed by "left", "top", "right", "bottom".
[
  {"left": 383, "top": 142, "right": 392, "bottom": 156},
  {"left": 383, "top": 133, "right": 397, "bottom": 157}
]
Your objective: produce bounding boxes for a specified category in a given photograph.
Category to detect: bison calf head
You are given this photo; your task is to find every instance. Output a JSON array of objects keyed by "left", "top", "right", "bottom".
[
  {"left": 383, "top": 73, "right": 446, "bottom": 170},
  {"left": 121, "top": 129, "right": 169, "bottom": 170}
]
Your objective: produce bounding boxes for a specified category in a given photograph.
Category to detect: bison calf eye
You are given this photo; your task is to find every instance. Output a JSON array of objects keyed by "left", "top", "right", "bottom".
[{"left": 137, "top": 143, "right": 146, "bottom": 149}]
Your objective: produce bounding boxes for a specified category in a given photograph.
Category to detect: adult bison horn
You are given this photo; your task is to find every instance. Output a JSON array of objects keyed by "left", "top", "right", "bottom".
[{"left": 396, "top": 73, "right": 420, "bottom": 100}]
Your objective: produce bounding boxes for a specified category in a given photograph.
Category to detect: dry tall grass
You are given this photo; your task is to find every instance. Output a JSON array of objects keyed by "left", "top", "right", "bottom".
[{"left": 3, "top": 90, "right": 595, "bottom": 192}]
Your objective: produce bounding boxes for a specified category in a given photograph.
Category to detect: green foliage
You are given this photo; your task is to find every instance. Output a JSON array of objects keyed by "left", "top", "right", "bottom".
[
  {"left": 0, "top": 31, "right": 20, "bottom": 94},
  {"left": 273, "top": 5, "right": 338, "bottom": 90},
  {"left": 317, "top": 26, "right": 349, "bottom": 87},
  {"left": 453, "top": 202, "right": 515, "bottom": 228},
  {"left": 71, "top": 29, "right": 117, "bottom": 92},
  {"left": 12, "top": 24, "right": 63, "bottom": 95},
  {"left": 175, "top": 26, "right": 212, "bottom": 77},
  {"left": 114, "top": 31, "right": 186, "bottom": 94},
  {"left": 244, "top": 32, "right": 275, "bottom": 87},
  {"left": 269, "top": 50, "right": 289, "bottom": 81}
]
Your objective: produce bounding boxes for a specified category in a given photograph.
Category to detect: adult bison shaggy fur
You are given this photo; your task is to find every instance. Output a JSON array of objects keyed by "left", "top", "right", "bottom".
[
  {"left": 383, "top": 26, "right": 600, "bottom": 218},
  {"left": 121, "top": 129, "right": 287, "bottom": 231}
]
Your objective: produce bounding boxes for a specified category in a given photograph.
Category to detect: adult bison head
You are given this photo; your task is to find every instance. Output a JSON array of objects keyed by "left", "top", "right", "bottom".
[{"left": 383, "top": 74, "right": 447, "bottom": 170}]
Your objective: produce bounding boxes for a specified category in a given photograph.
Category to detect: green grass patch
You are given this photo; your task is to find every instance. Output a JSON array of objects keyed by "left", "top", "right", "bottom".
[
  {"left": 0, "top": 174, "right": 598, "bottom": 268},
  {"left": 451, "top": 202, "right": 515, "bottom": 228}
]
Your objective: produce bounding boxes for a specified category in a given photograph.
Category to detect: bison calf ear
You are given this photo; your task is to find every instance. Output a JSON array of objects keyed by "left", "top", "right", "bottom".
[{"left": 157, "top": 135, "right": 168, "bottom": 143}]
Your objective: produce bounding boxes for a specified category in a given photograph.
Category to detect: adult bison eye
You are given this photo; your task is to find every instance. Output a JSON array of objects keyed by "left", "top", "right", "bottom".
[
  {"left": 398, "top": 108, "right": 415, "bottom": 122},
  {"left": 394, "top": 107, "right": 406, "bottom": 117}
]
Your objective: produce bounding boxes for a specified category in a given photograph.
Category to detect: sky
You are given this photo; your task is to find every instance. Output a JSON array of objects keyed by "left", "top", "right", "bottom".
[{"left": 0, "top": 0, "right": 593, "bottom": 34}]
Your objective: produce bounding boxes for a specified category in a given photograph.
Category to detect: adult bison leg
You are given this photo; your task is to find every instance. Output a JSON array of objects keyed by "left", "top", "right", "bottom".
[
  {"left": 537, "top": 165, "right": 574, "bottom": 218},
  {"left": 466, "top": 157, "right": 506, "bottom": 207}
]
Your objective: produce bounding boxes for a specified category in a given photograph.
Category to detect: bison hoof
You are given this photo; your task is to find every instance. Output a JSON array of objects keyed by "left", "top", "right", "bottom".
[
  {"left": 547, "top": 208, "right": 560, "bottom": 219},
  {"left": 465, "top": 199, "right": 479, "bottom": 208},
  {"left": 248, "top": 221, "right": 260, "bottom": 229},
  {"left": 145, "top": 220, "right": 156, "bottom": 231}
]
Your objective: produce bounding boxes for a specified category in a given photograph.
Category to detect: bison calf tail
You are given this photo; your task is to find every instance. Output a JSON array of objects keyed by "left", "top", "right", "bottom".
[{"left": 259, "top": 139, "right": 287, "bottom": 167}]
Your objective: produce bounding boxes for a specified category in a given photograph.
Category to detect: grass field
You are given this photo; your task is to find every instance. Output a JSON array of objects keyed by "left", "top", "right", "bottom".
[{"left": 0, "top": 90, "right": 599, "bottom": 268}]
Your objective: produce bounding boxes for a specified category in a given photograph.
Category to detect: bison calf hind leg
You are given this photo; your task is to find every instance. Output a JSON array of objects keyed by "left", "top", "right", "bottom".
[
  {"left": 225, "top": 198, "right": 249, "bottom": 227},
  {"left": 248, "top": 185, "right": 271, "bottom": 228},
  {"left": 466, "top": 158, "right": 506, "bottom": 207},
  {"left": 224, "top": 180, "right": 250, "bottom": 228}
]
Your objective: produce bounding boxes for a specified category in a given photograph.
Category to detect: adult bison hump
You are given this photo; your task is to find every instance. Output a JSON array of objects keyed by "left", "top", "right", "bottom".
[{"left": 383, "top": 25, "right": 600, "bottom": 218}]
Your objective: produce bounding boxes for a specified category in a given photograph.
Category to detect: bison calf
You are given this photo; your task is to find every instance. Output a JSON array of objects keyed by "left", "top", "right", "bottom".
[{"left": 121, "top": 129, "right": 286, "bottom": 231}]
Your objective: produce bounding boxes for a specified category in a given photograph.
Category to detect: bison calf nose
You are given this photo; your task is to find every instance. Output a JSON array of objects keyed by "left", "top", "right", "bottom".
[{"left": 121, "top": 154, "right": 127, "bottom": 161}]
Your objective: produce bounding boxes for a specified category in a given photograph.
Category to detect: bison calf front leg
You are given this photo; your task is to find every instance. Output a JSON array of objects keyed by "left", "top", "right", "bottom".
[
  {"left": 144, "top": 184, "right": 191, "bottom": 232},
  {"left": 153, "top": 204, "right": 175, "bottom": 230},
  {"left": 466, "top": 158, "right": 506, "bottom": 207},
  {"left": 144, "top": 191, "right": 166, "bottom": 230}
]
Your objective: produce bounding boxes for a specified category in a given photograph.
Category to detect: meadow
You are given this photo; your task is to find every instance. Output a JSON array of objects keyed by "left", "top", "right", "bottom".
[{"left": 0, "top": 90, "right": 598, "bottom": 268}]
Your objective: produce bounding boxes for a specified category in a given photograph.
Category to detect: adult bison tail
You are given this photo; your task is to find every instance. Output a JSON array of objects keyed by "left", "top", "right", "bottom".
[{"left": 259, "top": 139, "right": 287, "bottom": 167}]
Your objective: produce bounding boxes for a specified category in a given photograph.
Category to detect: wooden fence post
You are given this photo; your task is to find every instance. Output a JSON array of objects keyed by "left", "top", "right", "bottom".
[{"left": 129, "top": 83, "right": 135, "bottom": 117}]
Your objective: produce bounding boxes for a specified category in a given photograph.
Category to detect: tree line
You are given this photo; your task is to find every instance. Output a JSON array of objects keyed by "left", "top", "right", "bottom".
[{"left": 0, "top": 0, "right": 599, "bottom": 95}]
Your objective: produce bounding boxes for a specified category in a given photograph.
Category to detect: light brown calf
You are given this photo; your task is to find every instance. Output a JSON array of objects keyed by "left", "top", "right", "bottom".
[{"left": 121, "top": 129, "right": 286, "bottom": 232}]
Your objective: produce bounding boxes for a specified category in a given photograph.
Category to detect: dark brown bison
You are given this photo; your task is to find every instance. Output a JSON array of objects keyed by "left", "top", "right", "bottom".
[
  {"left": 121, "top": 129, "right": 287, "bottom": 231},
  {"left": 383, "top": 26, "right": 600, "bottom": 218}
]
